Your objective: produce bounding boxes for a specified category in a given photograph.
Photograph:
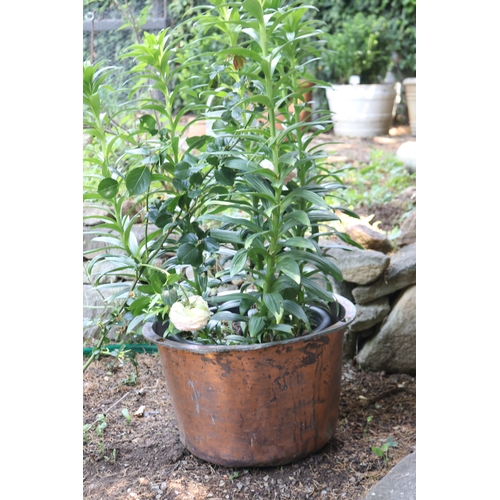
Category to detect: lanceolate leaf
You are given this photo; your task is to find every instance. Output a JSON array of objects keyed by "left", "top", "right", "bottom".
[
  {"left": 263, "top": 293, "right": 284, "bottom": 322},
  {"left": 248, "top": 315, "right": 265, "bottom": 337},
  {"left": 283, "top": 210, "right": 310, "bottom": 226},
  {"left": 276, "top": 257, "right": 300, "bottom": 284},
  {"left": 282, "top": 187, "right": 330, "bottom": 210},
  {"left": 283, "top": 301, "right": 311, "bottom": 330},
  {"left": 278, "top": 237, "right": 317, "bottom": 251},
  {"left": 285, "top": 250, "right": 343, "bottom": 281},
  {"left": 230, "top": 248, "right": 248, "bottom": 277}
]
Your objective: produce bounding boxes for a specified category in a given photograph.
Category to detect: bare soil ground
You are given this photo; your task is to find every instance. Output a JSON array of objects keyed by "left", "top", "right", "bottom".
[
  {"left": 83, "top": 127, "right": 416, "bottom": 499},
  {"left": 83, "top": 355, "right": 415, "bottom": 500}
]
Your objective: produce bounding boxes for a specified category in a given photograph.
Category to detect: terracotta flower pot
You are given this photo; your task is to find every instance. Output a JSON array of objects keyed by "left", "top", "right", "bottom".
[{"left": 142, "top": 294, "right": 356, "bottom": 467}]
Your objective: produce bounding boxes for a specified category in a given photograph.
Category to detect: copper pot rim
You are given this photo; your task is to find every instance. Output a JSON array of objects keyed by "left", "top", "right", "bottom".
[{"left": 143, "top": 294, "right": 355, "bottom": 353}]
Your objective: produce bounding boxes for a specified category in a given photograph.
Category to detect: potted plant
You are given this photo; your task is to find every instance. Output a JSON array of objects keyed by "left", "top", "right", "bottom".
[
  {"left": 83, "top": 0, "right": 361, "bottom": 467},
  {"left": 322, "top": 13, "right": 398, "bottom": 137}
]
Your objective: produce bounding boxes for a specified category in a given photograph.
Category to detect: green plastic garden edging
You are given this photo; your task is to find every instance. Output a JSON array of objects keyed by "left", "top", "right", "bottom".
[{"left": 83, "top": 344, "right": 158, "bottom": 357}]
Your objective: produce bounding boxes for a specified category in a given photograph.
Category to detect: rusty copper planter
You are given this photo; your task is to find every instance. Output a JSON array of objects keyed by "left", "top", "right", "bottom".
[{"left": 142, "top": 294, "right": 355, "bottom": 467}]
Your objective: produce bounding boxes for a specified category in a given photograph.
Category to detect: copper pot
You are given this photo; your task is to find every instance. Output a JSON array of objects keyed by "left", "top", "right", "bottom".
[{"left": 142, "top": 294, "right": 355, "bottom": 467}]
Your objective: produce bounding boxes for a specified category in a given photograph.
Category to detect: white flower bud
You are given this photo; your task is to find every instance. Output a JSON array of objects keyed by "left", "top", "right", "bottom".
[{"left": 169, "top": 296, "right": 211, "bottom": 332}]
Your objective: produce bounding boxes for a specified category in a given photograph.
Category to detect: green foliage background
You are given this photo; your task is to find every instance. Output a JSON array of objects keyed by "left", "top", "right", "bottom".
[{"left": 83, "top": 0, "right": 416, "bottom": 114}]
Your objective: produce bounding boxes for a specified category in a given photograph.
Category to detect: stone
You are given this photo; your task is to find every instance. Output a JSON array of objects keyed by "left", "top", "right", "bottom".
[
  {"left": 122, "top": 199, "right": 144, "bottom": 222},
  {"left": 83, "top": 226, "right": 115, "bottom": 260},
  {"left": 324, "top": 245, "right": 390, "bottom": 285},
  {"left": 83, "top": 283, "right": 132, "bottom": 339},
  {"left": 344, "top": 224, "right": 394, "bottom": 254},
  {"left": 356, "top": 285, "right": 416, "bottom": 374},
  {"left": 352, "top": 243, "right": 416, "bottom": 304},
  {"left": 396, "top": 209, "right": 416, "bottom": 248},
  {"left": 83, "top": 260, "right": 120, "bottom": 285},
  {"left": 350, "top": 297, "right": 391, "bottom": 332},
  {"left": 396, "top": 141, "right": 416, "bottom": 173},
  {"left": 83, "top": 203, "right": 111, "bottom": 226},
  {"left": 342, "top": 329, "right": 358, "bottom": 362},
  {"left": 359, "top": 451, "right": 416, "bottom": 500}
]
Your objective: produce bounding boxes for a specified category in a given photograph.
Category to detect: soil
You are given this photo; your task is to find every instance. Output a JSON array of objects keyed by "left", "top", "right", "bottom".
[
  {"left": 83, "top": 126, "right": 416, "bottom": 499},
  {"left": 83, "top": 355, "right": 416, "bottom": 500}
]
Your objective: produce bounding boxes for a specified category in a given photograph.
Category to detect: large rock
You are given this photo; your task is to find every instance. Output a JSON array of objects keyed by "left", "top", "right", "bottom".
[
  {"left": 83, "top": 203, "right": 111, "bottom": 226},
  {"left": 352, "top": 243, "right": 416, "bottom": 304},
  {"left": 83, "top": 260, "right": 120, "bottom": 285},
  {"left": 356, "top": 285, "right": 416, "bottom": 374},
  {"left": 324, "top": 246, "right": 390, "bottom": 285},
  {"left": 345, "top": 224, "right": 394, "bottom": 254},
  {"left": 83, "top": 226, "right": 115, "bottom": 260},
  {"left": 396, "top": 209, "right": 416, "bottom": 248},
  {"left": 350, "top": 297, "right": 391, "bottom": 332},
  {"left": 83, "top": 223, "right": 160, "bottom": 261},
  {"left": 83, "top": 283, "right": 132, "bottom": 340}
]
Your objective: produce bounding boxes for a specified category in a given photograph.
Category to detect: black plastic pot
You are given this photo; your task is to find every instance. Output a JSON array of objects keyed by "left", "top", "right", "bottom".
[{"left": 152, "top": 301, "right": 334, "bottom": 345}]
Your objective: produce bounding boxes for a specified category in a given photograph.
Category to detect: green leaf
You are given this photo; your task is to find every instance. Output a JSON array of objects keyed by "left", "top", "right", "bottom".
[
  {"left": 126, "top": 167, "right": 152, "bottom": 196},
  {"left": 202, "top": 236, "right": 220, "bottom": 252},
  {"left": 282, "top": 187, "right": 330, "bottom": 211},
  {"left": 301, "top": 277, "right": 334, "bottom": 302},
  {"left": 278, "top": 237, "right": 317, "bottom": 251},
  {"left": 210, "top": 311, "right": 248, "bottom": 323},
  {"left": 185, "top": 135, "right": 210, "bottom": 150},
  {"left": 283, "top": 301, "right": 311, "bottom": 329},
  {"left": 248, "top": 315, "right": 265, "bottom": 337},
  {"left": 276, "top": 257, "right": 300, "bottom": 284},
  {"left": 230, "top": 249, "right": 248, "bottom": 277},
  {"left": 263, "top": 293, "right": 284, "bottom": 323},
  {"left": 177, "top": 243, "right": 203, "bottom": 267},
  {"left": 179, "top": 233, "right": 198, "bottom": 245},
  {"left": 97, "top": 178, "right": 119, "bottom": 199},
  {"left": 174, "top": 161, "right": 191, "bottom": 180},
  {"left": 243, "top": 0, "right": 265, "bottom": 24},
  {"left": 285, "top": 250, "right": 343, "bottom": 281},
  {"left": 283, "top": 210, "right": 310, "bottom": 226},
  {"left": 139, "top": 114, "right": 157, "bottom": 135},
  {"left": 209, "top": 229, "right": 244, "bottom": 245},
  {"left": 215, "top": 166, "right": 236, "bottom": 186}
]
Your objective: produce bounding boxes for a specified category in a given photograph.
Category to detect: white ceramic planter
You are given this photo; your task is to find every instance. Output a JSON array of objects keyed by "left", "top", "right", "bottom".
[
  {"left": 325, "top": 83, "right": 397, "bottom": 137},
  {"left": 403, "top": 78, "right": 416, "bottom": 136}
]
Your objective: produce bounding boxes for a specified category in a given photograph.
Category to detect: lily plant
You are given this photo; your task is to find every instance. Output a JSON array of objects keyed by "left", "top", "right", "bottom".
[{"left": 83, "top": 0, "right": 361, "bottom": 370}]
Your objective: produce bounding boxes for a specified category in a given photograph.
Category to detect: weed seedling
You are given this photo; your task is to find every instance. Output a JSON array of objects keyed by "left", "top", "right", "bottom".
[
  {"left": 95, "top": 414, "right": 107, "bottom": 436},
  {"left": 122, "top": 408, "right": 132, "bottom": 425},
  {"left": 372, "top": 436, "right": 398, "bottom": 466},
  {"left": 364, "top": 416, "right": 373, "bottom": 436}
]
